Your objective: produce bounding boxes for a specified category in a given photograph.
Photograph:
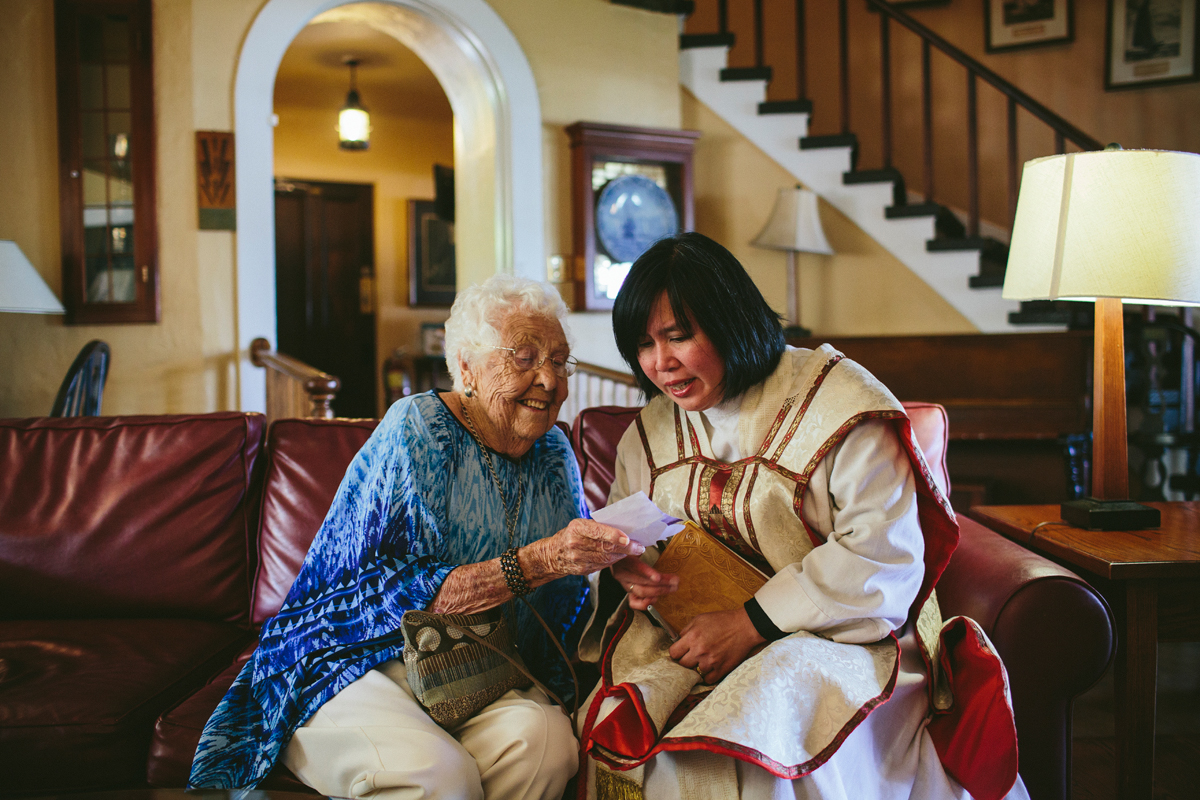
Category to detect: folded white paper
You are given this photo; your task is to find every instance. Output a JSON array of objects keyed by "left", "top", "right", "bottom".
[{"left": 592, "top": 492, "right": 685, "bottom": 547}]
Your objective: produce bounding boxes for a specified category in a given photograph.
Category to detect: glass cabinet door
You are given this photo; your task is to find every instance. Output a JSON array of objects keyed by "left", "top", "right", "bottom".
[{"left": 57, "top": 0, "right": 158, "bottom": 323}]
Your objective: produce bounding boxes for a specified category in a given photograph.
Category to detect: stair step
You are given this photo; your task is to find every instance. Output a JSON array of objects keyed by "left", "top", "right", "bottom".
[
  {"left": 844, "top": 168, "right": 906, "bottom": 207},
  {"left": 925, "top": 236, "right": 1004, "bottom": 253},
  {"left": 885, "top": 203, "right": 941, "bottom": 219},
  {"left": 758, "top": 99, "right": 812, "bottom": 115},
  {"left": 969, "top": 273, "right": 1006, "bottom": 289},
  {"left": 1009, "top": 300, "right": 1073, "bottom": 326},
  {"left": 680, "top": 32, "right": 735, "bottom": 50},
  {"left": 801, "top": 133, "right": 858, "bottom": 170},
  {"left": 720, "top": 66, "right": 773, "bottom": 82}
]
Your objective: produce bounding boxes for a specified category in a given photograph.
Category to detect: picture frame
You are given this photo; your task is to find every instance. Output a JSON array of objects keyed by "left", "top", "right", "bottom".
[
  {"left": 1106, "top": 0, "right": 1198, "bottom": 90},
  {"left": 421, "top": 322, "right": 446, "bottom": 357},
  {"left": 408, "top": 198, "right": 456, "bottom": 307},
  {"left": 985, "top": 0, "right": 1074, "bottom": 53}
]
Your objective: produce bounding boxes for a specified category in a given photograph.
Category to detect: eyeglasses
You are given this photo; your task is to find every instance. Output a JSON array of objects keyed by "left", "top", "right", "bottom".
[{"left": 489, "top": 345, "right": 578, "bottom": 378}]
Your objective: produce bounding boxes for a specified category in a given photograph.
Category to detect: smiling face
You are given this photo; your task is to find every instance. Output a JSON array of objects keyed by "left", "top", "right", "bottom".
[
  {"left": 460, "top": 311, "right": 570, "bottom": 458},
  {"left": 637, "top": 292, "right": 726, "bottom": 413}
]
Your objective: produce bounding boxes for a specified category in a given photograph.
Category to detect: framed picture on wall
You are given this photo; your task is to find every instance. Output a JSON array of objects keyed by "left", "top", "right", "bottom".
[
  {"left": 1106, "top": 0, "right": 1198, "bottom": 89},
  {"left": 408, "top": 199, "right": 456, "bottom": 307},
  {"left": 985, "top": 0, "right": 1074, "bottom": 52}
]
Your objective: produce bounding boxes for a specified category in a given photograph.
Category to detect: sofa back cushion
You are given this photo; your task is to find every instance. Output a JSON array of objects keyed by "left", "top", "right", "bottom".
[
  {"left": 252, "top": 417, "right": 379, "bottom": 624},
  {"left": 0, "top": 413, "right": 264, "bottom": 622},
  {"left": 570, "top": 402, "right": 949, "bottom": 512}
]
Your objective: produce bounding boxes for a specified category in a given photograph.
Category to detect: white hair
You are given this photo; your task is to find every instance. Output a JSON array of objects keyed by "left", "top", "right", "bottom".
[{"left": 443, "top": 274, "right": 573, "bottom": 392}]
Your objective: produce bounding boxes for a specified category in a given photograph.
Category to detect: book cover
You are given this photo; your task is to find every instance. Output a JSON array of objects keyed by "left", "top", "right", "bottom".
[{"left": 649, "top": 521, "right": 769, "bottom": 634}]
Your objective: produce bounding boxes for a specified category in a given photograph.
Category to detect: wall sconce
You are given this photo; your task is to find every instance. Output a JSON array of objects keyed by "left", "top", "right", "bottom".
[
  {"left": 751, "top": 186, "right": 833, "bottom": 338},
  {"left": 338, "top": 58, "right": 370, "bottom": 151}
]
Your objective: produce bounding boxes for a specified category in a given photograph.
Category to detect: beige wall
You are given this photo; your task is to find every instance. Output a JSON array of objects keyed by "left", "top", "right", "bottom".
[
  {"left": 273, "top": 104, "right": 455, "bottom": 412},
  {"left": 683, "top": 88, "right": 973, "bottom": 336}
]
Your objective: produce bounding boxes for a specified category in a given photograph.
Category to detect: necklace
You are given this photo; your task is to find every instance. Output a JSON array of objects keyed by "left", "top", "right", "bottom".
[{"left": 460, "top": 398, "right": 524, "bottom": 548}]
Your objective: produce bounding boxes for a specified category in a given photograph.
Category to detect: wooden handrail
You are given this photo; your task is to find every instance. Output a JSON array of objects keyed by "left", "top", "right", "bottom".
[
  {"left": 249, "top": 337, "right": 341, "bottom": 420},
  {"left": 559, "top": 361, "right": 642, "bottom": 424},
  {"left": 576, "top": 361, "right": 639, "bottom": 386}
]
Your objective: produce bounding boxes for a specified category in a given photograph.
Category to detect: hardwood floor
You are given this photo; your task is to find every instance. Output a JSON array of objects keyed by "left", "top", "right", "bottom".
[{"left": 1070, "top": 642, "right": 1200, "bottom": 799}]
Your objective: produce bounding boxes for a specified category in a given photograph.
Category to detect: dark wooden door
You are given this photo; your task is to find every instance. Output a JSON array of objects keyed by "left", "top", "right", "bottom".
[{"left": 275, "top": 179, "right": 376, "bottom": 418}]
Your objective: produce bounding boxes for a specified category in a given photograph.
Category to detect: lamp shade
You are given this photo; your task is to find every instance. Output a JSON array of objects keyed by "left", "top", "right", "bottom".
[
  {"left": 752, "top": 186, "right": 834, "bottom": 255},
  {"left": 1003, "top": 149, "right": 1200, "bottom": 306},
  {"left": 0, "top": 240, "right": 65, "bottom": 314}
]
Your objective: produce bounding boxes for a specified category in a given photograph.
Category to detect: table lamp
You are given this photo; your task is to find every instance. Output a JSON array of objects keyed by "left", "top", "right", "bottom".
[
  {"left": 752, "top": 186, "right": 834, "bottom": 338},
  {"left": 0, "top": 240, "right": 65, "bottom": 314},
  {"left": 1003, "top": 146, "right": 1200, "bottom": 530}
]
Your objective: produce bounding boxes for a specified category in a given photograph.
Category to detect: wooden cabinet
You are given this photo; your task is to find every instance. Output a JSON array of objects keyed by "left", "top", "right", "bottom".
[{"left": 55, "top": 0, "right": 159, "bottom": 324}]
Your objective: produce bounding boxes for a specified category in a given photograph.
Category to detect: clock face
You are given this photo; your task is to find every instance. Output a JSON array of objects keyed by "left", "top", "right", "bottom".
[{"left": 595, "top": 174, "right": 679, "bottom": 264}]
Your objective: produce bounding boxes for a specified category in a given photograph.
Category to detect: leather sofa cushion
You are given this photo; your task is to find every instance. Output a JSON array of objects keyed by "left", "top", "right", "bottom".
[
  {"left": 0, "top": 413, "right": 264, "bottom": 623},
  {"left": 0, "top": 618, "right": 251, "bottom": 795},
  {"left": 253, "top": 417, "right": 379, "bottom": 624},
  {"left": 148, "top": 640, "right": 317, "bottom": 791},
  {"left": 570, "top": 402, "right": 949, "bottom": 512}
]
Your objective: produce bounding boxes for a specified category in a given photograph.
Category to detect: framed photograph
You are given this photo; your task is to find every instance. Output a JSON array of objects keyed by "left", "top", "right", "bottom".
[
  {"left": 421, "top": 323, "right": 446, "bottom": 357},
  {"left": 408, "top": 198, "right": 456, "bottom": 307},
  {"left": 1106, "top": 0, "right": 1198, "bottom": 89},
  {"left": 986, "top": 1, "right": 1074, "bottom": 52}
]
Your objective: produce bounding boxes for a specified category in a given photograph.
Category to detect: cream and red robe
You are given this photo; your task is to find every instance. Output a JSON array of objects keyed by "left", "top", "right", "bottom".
[{"left": 577, "top": 346, "right": 1024, "bottom": 800}]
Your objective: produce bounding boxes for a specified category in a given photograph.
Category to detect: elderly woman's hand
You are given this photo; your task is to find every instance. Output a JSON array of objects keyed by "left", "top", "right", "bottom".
[
  {"left": 611, "top": 556, "right": 679, "bottom": 611},
  {"left": 526, "top": 519, "right": 646, "bottom": 579}
]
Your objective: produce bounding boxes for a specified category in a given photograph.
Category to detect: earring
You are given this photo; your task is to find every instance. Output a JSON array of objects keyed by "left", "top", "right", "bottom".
[{"left": 464, "top": 385, "right": 474, "bottom": 398}]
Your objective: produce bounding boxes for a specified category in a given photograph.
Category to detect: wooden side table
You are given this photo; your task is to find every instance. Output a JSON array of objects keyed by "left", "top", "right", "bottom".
[{"left": 969, "top": 502, "right": 1200, "bottom": 800}]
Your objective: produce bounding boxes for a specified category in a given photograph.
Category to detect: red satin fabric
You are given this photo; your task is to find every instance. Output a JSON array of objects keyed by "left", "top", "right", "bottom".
[
  {"left": 927, "top": 616, "right": 1020, "bottom": 800},
  {"left": 587, "top": 683, "right": 659, "bottom": 760}
]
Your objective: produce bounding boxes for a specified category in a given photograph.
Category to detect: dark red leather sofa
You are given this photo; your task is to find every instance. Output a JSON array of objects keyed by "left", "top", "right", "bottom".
[{"left": 0, "top": 406, "right": 1114, "bottom": 800}]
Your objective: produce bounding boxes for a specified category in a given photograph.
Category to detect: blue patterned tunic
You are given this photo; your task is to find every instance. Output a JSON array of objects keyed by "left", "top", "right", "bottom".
[{"left": 189, "top": 392, "right": 591, "bottom": 789}]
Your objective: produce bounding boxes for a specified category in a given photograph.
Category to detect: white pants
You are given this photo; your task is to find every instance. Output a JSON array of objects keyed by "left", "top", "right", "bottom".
[{"left": 283, "top": 659, "right": 578, "bottom": 800}]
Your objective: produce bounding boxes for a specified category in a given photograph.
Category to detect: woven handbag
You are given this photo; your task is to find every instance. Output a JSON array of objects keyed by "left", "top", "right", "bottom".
[{"left": 402, "top": 606, "right": 568, "bottom": 729}]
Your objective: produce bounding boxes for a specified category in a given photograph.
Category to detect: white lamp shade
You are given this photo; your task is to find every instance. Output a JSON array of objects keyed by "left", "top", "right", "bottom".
[
  {"left": 752, "top": 186, "right": 834, "bottom": 255},
  {"left": 338, "top": 107, "right": 370, "bottom": 146},
  {"left": 1003, "top": 149, "right": 1200, "bottom": 306},
  {"left": 0, "top": 240, "right": 65, "bottom": 314}
]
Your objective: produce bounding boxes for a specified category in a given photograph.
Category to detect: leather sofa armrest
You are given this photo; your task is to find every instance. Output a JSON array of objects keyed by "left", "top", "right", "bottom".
[{"left": 938, "top": 517, "right": 1115, "bottom": 800}]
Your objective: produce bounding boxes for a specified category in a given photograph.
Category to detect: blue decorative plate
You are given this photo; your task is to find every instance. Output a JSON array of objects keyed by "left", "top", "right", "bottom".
[{"left": 595, "top": 174, "right": 678, "bottom": 263}]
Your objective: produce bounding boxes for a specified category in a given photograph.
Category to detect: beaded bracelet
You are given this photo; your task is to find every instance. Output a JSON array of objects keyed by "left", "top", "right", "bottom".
[{"left": 500, "top": 547, "right": 531, "bottom": 597}]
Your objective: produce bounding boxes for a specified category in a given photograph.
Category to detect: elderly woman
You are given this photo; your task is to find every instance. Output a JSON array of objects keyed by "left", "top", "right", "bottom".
[
  {"left": 578, "top": 233, "right": 1026, "bottom": 800},
  {"left": 190, "top": 275, "right": 641, "bottom": 799}
]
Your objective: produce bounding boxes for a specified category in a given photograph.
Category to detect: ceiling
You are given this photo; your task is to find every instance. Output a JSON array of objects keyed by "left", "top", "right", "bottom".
[{"left": 273, "top": 18, "right": 453, "bottom": 122}]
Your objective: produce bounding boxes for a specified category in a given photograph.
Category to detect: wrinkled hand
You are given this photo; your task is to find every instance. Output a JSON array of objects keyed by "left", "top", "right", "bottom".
[
  {"left": 530, "top": 519, "right": 645, "bottom": 579},
  {"left": 668, "top": 607, "right": 765, "bottom": 684},
  {"left": 611, "top": 555, "right": 679, "bottom": 610}
]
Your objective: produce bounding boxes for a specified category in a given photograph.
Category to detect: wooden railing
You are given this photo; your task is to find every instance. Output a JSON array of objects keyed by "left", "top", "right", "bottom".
[
  {"left": 559, "top": 361, "right": 643, "bottom": 423},
  {"left": 688, "top": 0, "right": 1103, "bottom": 236},
  {"left": 250, "top": 338, "right": 340, "bottom": 422}
]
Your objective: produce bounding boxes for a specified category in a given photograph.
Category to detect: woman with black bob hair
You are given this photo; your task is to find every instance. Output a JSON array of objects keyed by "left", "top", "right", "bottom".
[
  {"left": 577, "top": 232, "right": 1027, "bottom": 800},
  {"left": 612, "top": 231, "right": 785, "bottom": 403}
]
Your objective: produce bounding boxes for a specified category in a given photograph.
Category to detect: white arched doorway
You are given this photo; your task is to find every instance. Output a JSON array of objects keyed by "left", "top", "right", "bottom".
[{"left": 234, "top": 0, "right": 545, "bottom": 411}]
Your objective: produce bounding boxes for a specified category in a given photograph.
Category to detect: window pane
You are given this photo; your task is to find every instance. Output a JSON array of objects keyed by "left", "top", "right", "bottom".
[
  {"left": 80, "top": 64, "right": 103, "bottom": 109},
  {"left": 79, "top": 17, "right": 105, "bottom": 63},
  {"left": 103, "top": 17, "right": 130, "bottom": 63},
  {"left": 109, "top": 173, "right": 134, "bottom": 206},
  {"left": 105, "top": 64, "right": 130, "bottom": 109},
  {"left": 82, "top": 112, "right": 106, "bottom": 159},
  {"left": 107, "top": 112, "right": 130, "bottom": 159},
  {"left": 83, "top": 219, "right": 108, "bottom": 256},
  {"left": 109, "top": 254, "right": 137, "bottom": 302},
  {"left": 82, "top": 161, "right": 108, "bottom": 208}
]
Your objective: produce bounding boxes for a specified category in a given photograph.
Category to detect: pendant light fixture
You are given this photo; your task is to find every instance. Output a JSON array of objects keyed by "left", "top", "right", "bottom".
[{"left": 338, "top": 58, "right": 370, "bottom": 150}]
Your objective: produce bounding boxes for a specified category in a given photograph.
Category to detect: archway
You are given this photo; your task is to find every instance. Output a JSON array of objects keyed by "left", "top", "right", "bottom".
[{"left": 234, "top": 0, "right": 544, "bottom": 411}]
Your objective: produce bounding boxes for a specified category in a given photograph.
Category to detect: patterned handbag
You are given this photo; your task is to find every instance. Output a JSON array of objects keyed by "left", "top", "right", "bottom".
[{"left": 401, "top": 605, "right": 565, "bottom": 729}]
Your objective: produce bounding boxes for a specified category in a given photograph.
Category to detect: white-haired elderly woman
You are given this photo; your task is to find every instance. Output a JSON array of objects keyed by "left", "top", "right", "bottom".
[{"left": 190, "top": 275, "right": 642, "bottom": 799}]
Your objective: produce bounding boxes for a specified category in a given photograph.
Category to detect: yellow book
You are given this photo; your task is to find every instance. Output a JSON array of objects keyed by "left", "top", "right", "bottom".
[{"left": 649, "top": 521, "right": 769, "bottom": 635}]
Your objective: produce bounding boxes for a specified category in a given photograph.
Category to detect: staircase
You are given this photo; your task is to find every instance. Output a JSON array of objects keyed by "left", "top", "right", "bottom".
[{"left": 678, "top": 1, "right": 1103, "bottom": 333}]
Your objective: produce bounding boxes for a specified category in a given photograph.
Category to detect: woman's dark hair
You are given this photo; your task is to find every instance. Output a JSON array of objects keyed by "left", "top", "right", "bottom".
[{"left": 612, "top": 232, "right": 785, "bottom": 401}]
